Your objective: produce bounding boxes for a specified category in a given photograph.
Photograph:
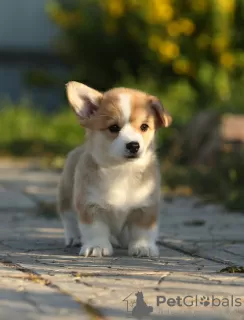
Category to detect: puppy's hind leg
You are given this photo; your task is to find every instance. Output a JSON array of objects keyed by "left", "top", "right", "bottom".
[
  {"left": 60, "top": 210, "right": 81, "bottom": 247},
  {"left": 57, "top": 180, "right": 81, "bottom": 248}
]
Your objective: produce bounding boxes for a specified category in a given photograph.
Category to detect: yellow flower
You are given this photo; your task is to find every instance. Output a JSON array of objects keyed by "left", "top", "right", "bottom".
[
  {"left": 216, "top": 0, "right": 235, "bottom": 12},
  {"left": 167, "top": 22, "right": 180, "bottom": 37},
  {"left": 156, "top": 4, "right": 173, "bottom": 22},
  {"left": 220, "top": 53, "right": 235, "bottom": 69},
  {"left": 147, "top": 0, "right": 173, "bottom": 23},
  {"left": 107, "top": 0, "right": 124, "bottom": 17},
  {"left": 159, "top": 41, "right": 179, "bottom": 60},
  {"left": 179, "top": 19, "right": 195, "bottom": 36},
  {"left": 173, "top": 59, "right": 191, "bottom": 74},
  {"left": 212, "top": 37, "right": 229, "bottom": 53}
]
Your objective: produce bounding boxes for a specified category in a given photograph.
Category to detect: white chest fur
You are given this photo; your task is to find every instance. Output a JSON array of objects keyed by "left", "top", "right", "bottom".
[{"left": 86, "top": 161, "right": 157, "bottom": 212}]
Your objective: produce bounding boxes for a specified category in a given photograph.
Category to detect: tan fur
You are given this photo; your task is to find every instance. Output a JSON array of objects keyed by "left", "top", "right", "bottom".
[
  {"left": 127, "top": 206, "right": 158, "bottom": 229},
  {"left": 57, "top": 82, "right": 172, "bottom": 257}
]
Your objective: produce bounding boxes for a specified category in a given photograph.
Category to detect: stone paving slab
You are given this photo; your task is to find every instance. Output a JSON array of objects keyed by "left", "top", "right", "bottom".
[
  {"left": 0, "top": 185, "right": 37, "bottom": 211},
  {"left": 0, "top": 167, "right": 59, "bottom": 205},
  {"left": 0, "top": 167, "right": 244, "bottom": 320},
  {"left": 159, "top": 197, "right": 244, "bottom": 266},
  {"left": 0, "top": 264, "right": 87, "bottom": 320},
  {"left": 3, "top": 239, "right": 241, "bottom": 320}
]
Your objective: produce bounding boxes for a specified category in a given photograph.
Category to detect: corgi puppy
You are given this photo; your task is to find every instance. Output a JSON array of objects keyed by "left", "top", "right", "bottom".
[{"left": 57, "top": 82, "right": 172, "bottom": 257}]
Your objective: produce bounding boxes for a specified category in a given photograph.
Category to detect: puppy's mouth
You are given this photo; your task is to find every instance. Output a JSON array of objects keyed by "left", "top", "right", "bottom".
[{"left": 124, "top": 154, "right": 139, "bottom": 160}]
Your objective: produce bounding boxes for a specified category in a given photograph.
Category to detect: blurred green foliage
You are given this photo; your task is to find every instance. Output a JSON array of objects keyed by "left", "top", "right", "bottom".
[
  {"left": 0, "top": 99, "right": 85, "bottom": 157},
  {"left": 0, "top": 99, "right": 244, "bottom": 212},
  {"left": 1, "top": 0, "right": 244, "bottom": 212},
  {"left": 163, "top": 151, "right": 244, "bottom": 212},
  {"left": 46, "top": 0, "right": 244, "bottom": 121}
]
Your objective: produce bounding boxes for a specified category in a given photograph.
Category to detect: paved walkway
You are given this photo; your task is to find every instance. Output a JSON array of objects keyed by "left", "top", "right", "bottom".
[{"left": 0, "top": 161, "right": 244, "bottom": 320}]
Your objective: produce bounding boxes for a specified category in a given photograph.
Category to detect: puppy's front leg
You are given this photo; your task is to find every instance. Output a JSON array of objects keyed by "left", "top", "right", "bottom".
[
  {"left": 78, "top": 207, "right": 113, "bottom": 257},
  {"left": 127, "top": 207, "right": 159, "bottom": 258}
]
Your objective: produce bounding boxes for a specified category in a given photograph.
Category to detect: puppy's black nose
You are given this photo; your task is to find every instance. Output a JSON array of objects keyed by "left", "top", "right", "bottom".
[{"left": 126, "top": 141, "right": 140, "bottom": 154}]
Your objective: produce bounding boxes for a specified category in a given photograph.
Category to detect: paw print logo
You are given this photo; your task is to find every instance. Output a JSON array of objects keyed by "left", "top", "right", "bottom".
[{"left": 200, "top": 296, "right": 210, "bottom": 307}]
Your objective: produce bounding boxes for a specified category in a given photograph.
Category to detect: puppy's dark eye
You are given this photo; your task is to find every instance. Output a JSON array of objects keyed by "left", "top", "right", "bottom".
[
  {"left": 140, "top": 123, "right": 149, "bottom": 132},
  {"left": 108, "top": 124, "right": 121, "bottom": 133}
]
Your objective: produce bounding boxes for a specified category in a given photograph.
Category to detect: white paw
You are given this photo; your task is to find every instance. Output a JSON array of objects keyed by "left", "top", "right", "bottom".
[
  {"left": 128, "top": 241, "right": 159, "bottom": 257},
  {"left": 65, "top": 235, "right": 81, "bottom": 247},
  {"left": 79, "top": 240, "right": 113, "bottom": 257}
]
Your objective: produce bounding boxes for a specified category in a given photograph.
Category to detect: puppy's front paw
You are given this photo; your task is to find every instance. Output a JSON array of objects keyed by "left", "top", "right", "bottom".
[
  {"left": 128, "top": 241, "right": 159, "bottom": 258},
  {"left": 79, "top": 240, "right": 113, "bottom": 257}
]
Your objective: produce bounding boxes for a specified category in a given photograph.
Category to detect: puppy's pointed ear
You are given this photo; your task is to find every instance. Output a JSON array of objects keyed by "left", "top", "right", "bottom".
[
  {"left": 66, "top": 81, "right": 103, "bottom": 127},
  {"left": 149, "top": 96, "right": 172, "bottom": 128}
]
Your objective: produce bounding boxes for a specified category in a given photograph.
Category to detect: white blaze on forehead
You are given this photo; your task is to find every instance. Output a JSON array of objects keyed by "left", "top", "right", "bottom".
[
  {"left": 120, "top": 124, "right": 142, "bottom": 142},
  {"left": 119, "top": 93, "right": 131, "bottom": 123}
]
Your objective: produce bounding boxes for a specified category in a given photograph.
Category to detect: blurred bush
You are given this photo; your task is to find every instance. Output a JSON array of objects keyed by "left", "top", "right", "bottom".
[
  {"left": 46, "top": 0, "right": 244, "bottom": 121},
  {"left": 2, "top": 0, "right": 244, "bottom": 211},
  {"left": 0, "top": 98, "right": 85, "bottom": 157},
  {"left": 163, "top": 149, "right": 244, "bottom": 212}
]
